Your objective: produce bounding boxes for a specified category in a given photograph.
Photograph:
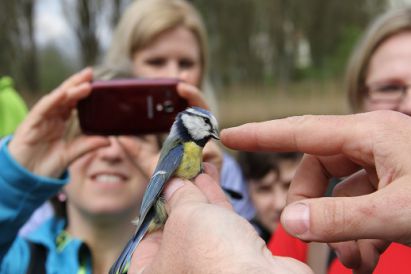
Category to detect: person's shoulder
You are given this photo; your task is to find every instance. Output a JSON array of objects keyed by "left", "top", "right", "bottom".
[
  {"left": 1, "top": 235, "right": 32, "bottom": 273},
  {"left": 25, "top": 217, "right": 65, "bottom": 247},
  {"left": 10, "top": 217, "right": 82, "bottom": 273}
]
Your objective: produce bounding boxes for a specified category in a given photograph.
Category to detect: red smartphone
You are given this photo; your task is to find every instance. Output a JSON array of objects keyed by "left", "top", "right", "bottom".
[{"left": 77, "top": 78, "right": 188, "bottom": 135}]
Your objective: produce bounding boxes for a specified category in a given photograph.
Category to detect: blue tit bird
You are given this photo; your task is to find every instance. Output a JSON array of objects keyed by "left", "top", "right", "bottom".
[{"left": 110, "top": 107, "right": 219, "bottom": 274}]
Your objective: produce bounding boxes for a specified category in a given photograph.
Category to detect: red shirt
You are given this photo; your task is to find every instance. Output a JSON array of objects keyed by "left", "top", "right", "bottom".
[
  {"left": 269, "top": 224, "right": 411, "bottom": 274},
  {"left": 268, "top": 223, "right": 307, "bottom": 262}
]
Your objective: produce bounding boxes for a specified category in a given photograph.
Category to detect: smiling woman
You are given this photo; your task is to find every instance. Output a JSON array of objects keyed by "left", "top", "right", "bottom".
[
  {"left": 66, "top": 136, "right": 148, "bottom": 217},
  {"left": 0, "top": 67, "right": 162, "bottom": 274},
  {"left": 0, "top": 1, "right": 253, "bottom": 273}
]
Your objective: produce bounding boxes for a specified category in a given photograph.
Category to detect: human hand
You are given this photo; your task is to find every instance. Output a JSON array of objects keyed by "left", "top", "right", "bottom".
[
  {"left": 128, "top": 164, "right": 312, "bottom": 274},
  {"left": 221, "top": 110, "right": 411, "bottom": 273},
  {"left": 8, "top": 68, "right": 110, "bottom": 178},
  {"left": 177, "top": 81, "right": 209, "bottom": 109},
  {"left": 117, "top": 135, "right": 160, "bottom": 179}
]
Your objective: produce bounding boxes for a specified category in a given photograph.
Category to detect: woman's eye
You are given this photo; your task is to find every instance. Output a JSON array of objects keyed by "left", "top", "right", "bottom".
[
  {"left": 376, "top": 84, "right": 404, "bottom": 93},
  {"left": 179, "top": 59, "right": 195, "bottom": 69},
  {"left": 146, "top": 58, "right": 166, "bottom": 67}
]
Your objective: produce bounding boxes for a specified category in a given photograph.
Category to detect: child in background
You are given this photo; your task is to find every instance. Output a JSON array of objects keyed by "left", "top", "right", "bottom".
[{"left": 238, "top": 151, "right": 302, "bottom": 242}]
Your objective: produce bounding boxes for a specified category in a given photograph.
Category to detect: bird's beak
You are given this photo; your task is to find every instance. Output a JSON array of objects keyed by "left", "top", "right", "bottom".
[{"left": 211, "top": 130, "right": 220, "bottom": 140}]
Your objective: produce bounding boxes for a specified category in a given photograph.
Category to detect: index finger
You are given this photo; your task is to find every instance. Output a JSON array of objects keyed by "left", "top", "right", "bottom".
[
  {"left": 221, "top": 113, "right": 372, "bottom": 157},
  {"left": 31, "top": 69, "right": 93, "bottom": 119}
]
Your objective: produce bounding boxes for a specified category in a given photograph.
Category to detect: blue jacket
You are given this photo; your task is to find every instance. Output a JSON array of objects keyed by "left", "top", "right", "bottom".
[{"left": 0, "top": 137, "right": 92, "bottom": 274}]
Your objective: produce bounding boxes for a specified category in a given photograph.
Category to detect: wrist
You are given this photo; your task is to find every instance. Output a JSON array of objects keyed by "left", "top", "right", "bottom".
[
  {"left": 8, "top": 136, "right": 33, "bottom": 172},
  {"left": 5, "top": 136, "right": 68, "bottom": 180}
]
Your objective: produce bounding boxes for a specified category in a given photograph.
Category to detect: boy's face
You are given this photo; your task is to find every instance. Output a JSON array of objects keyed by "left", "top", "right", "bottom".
[{"left": 248, "top": 159, "right": 297, "bottom": 233}]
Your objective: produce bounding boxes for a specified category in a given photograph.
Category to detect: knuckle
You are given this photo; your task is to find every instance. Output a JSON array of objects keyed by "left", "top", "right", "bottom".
[
  {"left": 312, "top": 198, "right": 350, "bottom": 240},
  {"left": 284, "top": 114, "right": 315, "bottom": 126}
]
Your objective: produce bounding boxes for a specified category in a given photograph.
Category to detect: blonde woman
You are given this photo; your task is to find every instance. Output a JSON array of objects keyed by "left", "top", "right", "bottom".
[
  {"left": 97, "top": 0, "right": 255, "bottom": 220},
  {"left": 0, "top": 1, "right": 253, "bottom": 273}
]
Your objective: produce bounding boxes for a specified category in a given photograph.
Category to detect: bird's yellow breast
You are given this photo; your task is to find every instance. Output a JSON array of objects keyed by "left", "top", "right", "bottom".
[{"left": 175, "top": 141, "right": 202, "bottom": 179}]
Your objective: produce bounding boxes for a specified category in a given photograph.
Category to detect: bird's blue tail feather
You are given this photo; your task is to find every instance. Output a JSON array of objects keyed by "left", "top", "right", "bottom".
[{"left": 109, "top": 208, "right": 155, "bottom": 274}]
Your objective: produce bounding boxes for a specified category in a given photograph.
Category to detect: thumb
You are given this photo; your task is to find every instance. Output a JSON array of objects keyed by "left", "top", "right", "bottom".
[
  {"left": 163, "top": 178, "right": 208, "bottom": 212},
  {"left": 280, "top": 193, "right": 393, "bottom": 243}
]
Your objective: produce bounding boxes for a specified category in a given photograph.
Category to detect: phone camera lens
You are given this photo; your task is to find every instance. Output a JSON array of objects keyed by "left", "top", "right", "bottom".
[{"left": 163, "top": 100, "right": 174, "bottom": 113}]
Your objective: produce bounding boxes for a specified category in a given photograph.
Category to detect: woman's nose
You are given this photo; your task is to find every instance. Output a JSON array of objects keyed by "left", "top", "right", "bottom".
[
  {"left": 164, "top": 62, "right": 184, "bottom": 79},
  {"left": 97, "top": 137, "right": 124, "bottom": 162}
]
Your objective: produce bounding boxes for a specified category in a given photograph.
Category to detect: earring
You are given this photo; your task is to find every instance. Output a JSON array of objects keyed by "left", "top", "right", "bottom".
[{"left": 57, "top": 192, "right": 67, "bottom": 202}]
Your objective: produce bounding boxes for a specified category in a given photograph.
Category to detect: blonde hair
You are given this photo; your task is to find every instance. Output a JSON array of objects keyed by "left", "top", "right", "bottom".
[
  {"left": 346, "top": 7, "right": 411, "bottom": 112},
  {"left": 98, "top": 0, "right": 218, "bottom": 114}
]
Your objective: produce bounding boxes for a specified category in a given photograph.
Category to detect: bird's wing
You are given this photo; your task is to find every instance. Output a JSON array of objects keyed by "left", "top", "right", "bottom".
[
  {"left": 109, "top": 140, "right": 184, "bottom": 274},
  {"left": 137, "top": 139, "right": 183, "bottom": 225}
]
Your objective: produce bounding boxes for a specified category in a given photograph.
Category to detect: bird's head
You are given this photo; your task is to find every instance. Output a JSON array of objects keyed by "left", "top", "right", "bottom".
[{"left": 174, "top": 107, "right": 219, "bottom": 147}]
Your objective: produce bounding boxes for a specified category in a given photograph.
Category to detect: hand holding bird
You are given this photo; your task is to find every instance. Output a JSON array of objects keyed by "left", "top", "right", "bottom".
[{"left": 110, "top": 107, "right": 219, "bottom": 274}]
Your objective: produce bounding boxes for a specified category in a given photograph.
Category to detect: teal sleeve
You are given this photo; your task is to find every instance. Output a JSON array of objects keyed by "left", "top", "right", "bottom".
[{"left": 0, "top": 136, "right": 69, "bottom": 259}]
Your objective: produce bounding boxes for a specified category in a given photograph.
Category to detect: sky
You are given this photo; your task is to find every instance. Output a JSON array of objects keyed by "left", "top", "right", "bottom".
[
  {"left": 34, "top": 0, "right": 78, "bottom": 61},
  {"left": 390, "top": 0, "right": 411, "bottom": 5},
  {"left": 35, "top": 0, "right": 73, "bottom": 47},
  {"left": 34, "top": 0, "right": 111, "bottom": 58}
]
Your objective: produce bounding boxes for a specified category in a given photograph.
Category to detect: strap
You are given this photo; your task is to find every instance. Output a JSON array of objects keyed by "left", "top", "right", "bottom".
[
  {"left": 222, "top": 187, "right": 243, "bottom": 200},
  {"left": 26, "top": 241, "right": 47, "bottom": 274}
]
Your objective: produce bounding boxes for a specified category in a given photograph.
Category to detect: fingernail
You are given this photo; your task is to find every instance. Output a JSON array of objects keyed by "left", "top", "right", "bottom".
[
  {"left": 282, "top": 202, "right": 310, "bottom": 236},
  {"left": 79, "top": 67, "right": 88, "bottom": 74},
  {"left": 164, "top": 178, "right": 185, "bottom": 201}
]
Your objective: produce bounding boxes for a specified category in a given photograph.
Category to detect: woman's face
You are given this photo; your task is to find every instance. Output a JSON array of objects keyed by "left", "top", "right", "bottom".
[
  {"left": 364, "top": 31, "right": 411, "bottom": 115},
  {"left": 132, "top": 26, "right": 202, "bottom": 87},
  {"left": 66, "top": 137, "right": 149, "bottom": 219}
]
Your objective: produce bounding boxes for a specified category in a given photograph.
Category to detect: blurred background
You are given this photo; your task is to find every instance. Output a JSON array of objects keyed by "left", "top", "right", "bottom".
[{"left": 1, "top": 0, "right": 411, "bottom": 128}]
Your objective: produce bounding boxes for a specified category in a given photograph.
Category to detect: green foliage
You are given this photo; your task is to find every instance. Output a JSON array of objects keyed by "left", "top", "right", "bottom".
[
  {"left": 324, "top": 26, "right": 364, "bottom": 77},
  {"left": 0, "top": 0, "right": 391, "bottom": 94},
  {"left": 191, "top": 0, "right": 387, "bottom": 88},
  {"left": 0, "top": 0, "right": 36, "bottom": 91},
  {"left": 296, "top": 25, "right": 364, "bottom": 80}
]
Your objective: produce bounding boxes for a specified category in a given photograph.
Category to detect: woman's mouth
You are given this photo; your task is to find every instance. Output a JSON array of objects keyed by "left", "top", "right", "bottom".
[{"left": 93, "top": 173, "right": 127, "bottom": 185}]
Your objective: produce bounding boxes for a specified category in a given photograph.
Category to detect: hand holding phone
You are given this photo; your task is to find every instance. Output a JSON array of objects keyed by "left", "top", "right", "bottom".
[{"left": 77, "top": 78, "right": 188, "bottom": 135}]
